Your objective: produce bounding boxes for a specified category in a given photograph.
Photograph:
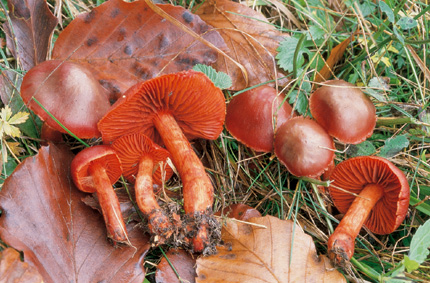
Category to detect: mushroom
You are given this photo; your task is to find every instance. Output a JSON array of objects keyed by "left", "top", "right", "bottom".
[
  {"left": 20, "top": 60, "right": 111, "bottom": 139},
  {"left": 70, "top": 145, "right": 128, "bottom": 243},
  {"left": 111, "top": 133, "right": 175, "bottom": 244},
  {"left": 274, "top": 116, "right": 335, "bottom": 177},
  {"left": 98, "top": 70, "right": 225, "bottom": 253},
  {"left": 327, "top": 156, "right": 410, "bottom": 265},
  {"left": 309, "top": 80, "right": 376, "bottom": 144},
  {"left": 225, "top": 85, "right": 294, "bottom": 152}
]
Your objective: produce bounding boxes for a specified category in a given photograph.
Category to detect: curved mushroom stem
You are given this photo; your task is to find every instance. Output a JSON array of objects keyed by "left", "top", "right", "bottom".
[
  {"left": 328, "top": 184, "right": 384, "bottom": 265},
  {"left": 154, "top": 113, "right": 215, "bottom": 253},
  {"left": 88, "top": 162, "right": 128, "bottom": 244},
  {"left": 135, "top": 156, "right": 174, "bottom": 244}
]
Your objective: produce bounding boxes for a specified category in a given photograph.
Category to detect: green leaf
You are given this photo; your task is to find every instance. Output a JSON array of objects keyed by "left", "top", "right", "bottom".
[
  {"left": 378, "top": 135, "right": 409, "bottom": 158},
  {"left": 366, "top": 77, "right": 389, "bottom": 102},
  {"left": 346, "top": 141, "right": 376, "bottom": 157},
  {"left": 277, "top": 36, "right": 308, "bottom": 73},
  {"left": 192, "top": 64, "right": 232, "bottom": 90},
  {"left": 369, "top": 77, "right": 390, "bottom": 90},
  {"left": 408, "top": 219, "right": 430, "bottom": 264},
  {"left": 403, "top": 256, "right": 420, "bottom": 273},
  {"left": 0, "top": 156, "right": 18, "bottom": 185},
  {"left": 9, "top": 94, "right": 41, "bottom": 139},
  {"left": 288, "top": 90, "right": 308, "bottom": 115},
  {"left": 396, "top": 17, "right": 418, "bottom": 30},
  {"left": 358, "top": 1, "right": 376, "bottom": 18},
  {"left": 378, "top": 1, "right": 394, "bottom": 23},
  {"left": 307, "top": 25, "right": 325, "bottom": 40}
]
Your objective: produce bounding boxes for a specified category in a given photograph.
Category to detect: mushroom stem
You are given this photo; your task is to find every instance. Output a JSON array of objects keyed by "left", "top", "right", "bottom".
[
  {"left": 328, "top": 183, "right": 384, "bottom": 264},
  {"left": 154, "top": 112, "right": 214, "bottom": 252},
  {"left": 88, "top": 162, "right": 128, "bottom": 243},
  {"left": 135, "top": 156, "right": 173, "bottom": 243}
]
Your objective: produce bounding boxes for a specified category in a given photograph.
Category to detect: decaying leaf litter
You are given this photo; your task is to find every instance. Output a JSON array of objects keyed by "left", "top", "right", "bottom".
[{"left": 1, "top": 0, "right": 430, "bottom": 282}]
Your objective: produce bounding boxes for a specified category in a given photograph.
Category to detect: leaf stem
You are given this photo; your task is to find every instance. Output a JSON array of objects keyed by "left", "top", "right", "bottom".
[{"left": 293, "top": 33, "right": 306, "bottom": 78}]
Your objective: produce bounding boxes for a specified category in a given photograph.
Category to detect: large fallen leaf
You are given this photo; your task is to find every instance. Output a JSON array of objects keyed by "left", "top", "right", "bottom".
[
  {"left": 196, "top": 215, "right": 346, "bottom": 282},
  {"left": 0, "top": 248, "right": 43, "bottom": 283},
  {"left": 0, "top": 143, "right": 150, "bottom": 282},
  {"left": 194, "top": 0, "right": 288, "bottom": 90},
  {"left": 52, "top": 0, "right": 226, "bottom": 100},
  {"left": 3, "top": 0, "right": 57, "bottom": 71}
]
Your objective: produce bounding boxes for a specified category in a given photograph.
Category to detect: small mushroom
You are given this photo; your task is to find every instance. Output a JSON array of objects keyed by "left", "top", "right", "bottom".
[
  {"left": 274, "top": 116, "right": 335, "bottom": 177},
  {"left": 309, "top": 80, "right": 376, "bottom": 144},
  {"left": 20, "top": 60, "right": 111, "bottom": 139},
  {"left": 327, "top": 156, "right": 410, "bottom": 265},
  {"left": 225, "top": 85, "right": 294, "bottom": 152},
  {"left": 70, "top": 145, "right": 128, "bottom": 244},
  {"left": 98, "top": 70, "right": 225, "bottom": 253},
  {"left": 111, "top": 133, "right": 175, "bottom": 244}
]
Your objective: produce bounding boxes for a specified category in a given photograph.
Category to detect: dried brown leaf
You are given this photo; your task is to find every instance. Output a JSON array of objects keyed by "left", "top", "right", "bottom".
[
  {"left": 314, "top": 35, "right": 353, "bottom": 84},
  {"left": 0, "top": 248, "right": 43, "bottom": 283},
  {"left": 407, "top": 45, "right": 430, "bottom": 84},
  {"left": 194, "top": 0, "right": 288, "bottom": 90},
  {"left": 196, "top": 215, "right": 346, "bottom": 282},
  {"left": 52, "top": 0, "right": 226, "bottom": 100},
  {"left": 3, "top": 0, "right": 58, "bottom": 71},
  {"left": 0, "top": 143, "right": 150, "bottom": 282}
]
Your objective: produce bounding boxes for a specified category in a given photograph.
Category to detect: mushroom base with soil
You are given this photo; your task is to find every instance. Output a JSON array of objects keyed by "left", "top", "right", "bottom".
[{"left": 182, "top": 208, "right": 221, "bottom": 255}]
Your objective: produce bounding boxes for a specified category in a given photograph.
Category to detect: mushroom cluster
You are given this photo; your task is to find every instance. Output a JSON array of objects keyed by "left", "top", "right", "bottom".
[
  {"left": 225, "top": 81, "right": 375, "bottom": 179},
  {"left": 225, "top": 80, "right": 409, "bottom": 266},
  {"left": 98, "top": 70, "right": 226, "bottom": 253}
]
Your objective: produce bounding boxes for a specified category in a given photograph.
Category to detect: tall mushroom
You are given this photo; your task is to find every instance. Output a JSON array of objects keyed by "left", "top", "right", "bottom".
[
  {"left": 327, "top": 156, "right": 410, "bottom": 265},
  {"left": 112, "top": 133, "right": 175, "bottom": 244},
  {"left": 70, "top": 145, "right": 128, "bottom": 244},
  {"left": 225, "top": 85, "right": 294, "bottom": 152},
  {"left": 20, "top": 60, "right": 111, "bottom": 139},
  {"left": 309, "top": 80, "right": 376, "bottom": 144},
  {"left": 98, "top": 70, "right": 225, "bottom": 253},
  {"left": 274, "top": 116, "right": 335, "bottom": 177}
]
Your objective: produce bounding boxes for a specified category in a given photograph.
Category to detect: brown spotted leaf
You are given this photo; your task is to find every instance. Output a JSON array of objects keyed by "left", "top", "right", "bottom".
[
  {"left": 0, "top": 144, "right": 150, "bottom": 282},
  {"left": 194, "top": 0, "right": 288, "bottom": 90},
  {"left": 0, "top": 248, "right": 43, "bottom": 283},
  {"left": 3, "top": 0, "right": 58, "bottom": 71},
  {"left": 52, "top": 0, "right": 226, "bottom": 100},
  {"left": 196, "top": 215, "right": 346, "bottom": 282}
]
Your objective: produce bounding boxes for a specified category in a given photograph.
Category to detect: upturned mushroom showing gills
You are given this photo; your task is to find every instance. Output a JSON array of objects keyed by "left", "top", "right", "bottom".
[
  {"left": 70, "top": 145, "right": 128, "bottom": 244},
  {"left": 327, "top": 156, "right": 410, "bottom": 265},
  {"left": 98, "top": 70, "right": 225, "bottom": 253},
  {"left": 274, "top": 116, "right": 335, "bottom": 178},
  {"left": 225, "top": 85, "right": 294, "bottom": 152},
  {"left": 309, "top": 80, "right": 376, "bottom": 144},
  {"left": 112, "top": 133, "right": 175, "bottom": 244},
  {"left": 20, "top": 60, "right": 111, "bottom": 139}
]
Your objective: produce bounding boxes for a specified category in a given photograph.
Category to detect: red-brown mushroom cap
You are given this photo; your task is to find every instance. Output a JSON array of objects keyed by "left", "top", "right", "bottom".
[
  {"left": 71, "top": 145, "right": 123, "bottom": 193},
  {"left": 225, "top": 85, "right": 294, "bottom": 152},
  {"left": 274, "top": 116, "right": 335, "bottom": 177},
  {"left": 309, "top": 80, "right": 376, "bottom": 144},
  {"left": 112, "top": 133, "right": 173, "bottom": 185},
  {"left": 98, "top": 70, "right": 225, "bottom": 143},
  {"left": 329, "top": 156, "right": 410, "bottom": 235},
  {"left": 20, "top": 60, "right": 111, "bottom": 138}
]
